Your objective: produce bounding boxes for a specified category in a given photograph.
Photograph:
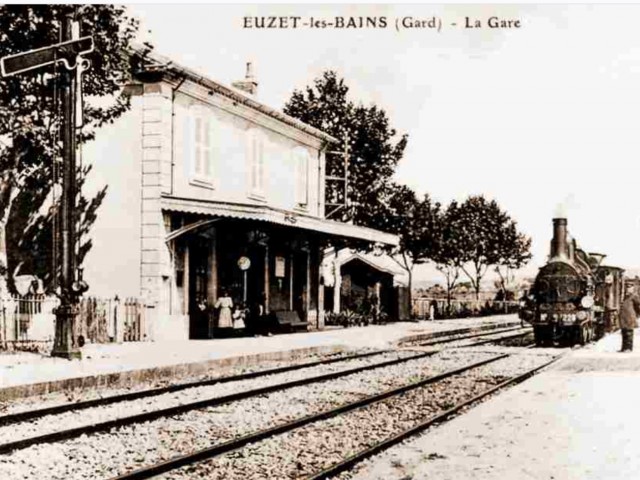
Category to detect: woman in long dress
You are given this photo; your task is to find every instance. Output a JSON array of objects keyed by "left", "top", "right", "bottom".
[{"left": 215, "top": 290, "right": 233, "bottom": 329}]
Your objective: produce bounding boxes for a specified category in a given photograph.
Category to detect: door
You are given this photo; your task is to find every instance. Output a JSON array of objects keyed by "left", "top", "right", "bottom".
[
  {"left": 189, "top": 237, "right": 210, "bottom": 339},
  {"left": 292, "top": 251, "right": 308, "bottom": 322}
]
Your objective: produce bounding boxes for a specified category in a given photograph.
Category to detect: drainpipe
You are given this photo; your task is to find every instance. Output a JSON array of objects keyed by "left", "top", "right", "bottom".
[
  {"left": 169, "top": 75, "right": 188, "bottom": 196},
  {"left": 318, "top": 140, "right": 328, "bottom": 218}
]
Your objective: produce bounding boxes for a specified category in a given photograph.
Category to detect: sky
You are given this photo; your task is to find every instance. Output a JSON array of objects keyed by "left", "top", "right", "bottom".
[{"left": 125, "top": 3, "right": 640, "bottom": 283}]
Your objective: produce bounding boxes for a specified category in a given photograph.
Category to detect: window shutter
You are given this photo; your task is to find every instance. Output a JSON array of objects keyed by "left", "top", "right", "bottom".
[
  {"left": 295, "top": 148, "right": 308, "bottom": 205},
  {"left": 183, "top": 112, "right": 193, "bottom": 177},
  {"left": 246, "top": 129, "right": 254, "bottom": 191},
  {"left": 194, "top": 117, "right": 203, "bottom": 176},
  {"left": 210, "top": 117, "right": 217, "bottom": 178},
  {"left": 257, "top": 137, "right": 264, "bottom": 191},
  {"left": 302, "top": 151, "right": 308, "bottom": 204},
  {"left": 246, "top": 129, "right": 267, "bottom": 196},
  {"left": 253, "top": 134, "right": 259, "bottom": 191}
]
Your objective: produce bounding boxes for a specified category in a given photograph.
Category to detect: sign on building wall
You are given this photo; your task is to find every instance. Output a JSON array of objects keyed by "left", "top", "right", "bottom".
[{"left": 275, "top": 256, "right": 286, "bottom": 278}]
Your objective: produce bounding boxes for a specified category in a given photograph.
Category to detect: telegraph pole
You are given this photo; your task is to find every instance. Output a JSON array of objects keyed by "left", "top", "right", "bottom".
[
  {"left": 51, "top": 14, "right": 81, "bottom": 359},
  {"left": 0, "top": 13, "right": 93, "bottom": 360}
]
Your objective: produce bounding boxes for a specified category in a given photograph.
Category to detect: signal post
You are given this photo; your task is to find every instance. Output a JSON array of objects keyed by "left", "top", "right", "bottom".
[{"left": 0, "top": 14, "right": 93, "bottom": 359}]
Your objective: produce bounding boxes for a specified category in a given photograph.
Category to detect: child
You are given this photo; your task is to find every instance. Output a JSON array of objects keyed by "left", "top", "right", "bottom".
[{"left": 232, "top": 302, "right": 248, "bottom": 335}]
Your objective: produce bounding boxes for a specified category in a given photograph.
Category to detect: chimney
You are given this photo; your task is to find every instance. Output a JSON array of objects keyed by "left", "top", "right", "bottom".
[
  {"left": 550, "top": 217, "right": 568, "bottom": 259},
  {"left": 232, "top": 62, "right": 258, "bottom": 96}
]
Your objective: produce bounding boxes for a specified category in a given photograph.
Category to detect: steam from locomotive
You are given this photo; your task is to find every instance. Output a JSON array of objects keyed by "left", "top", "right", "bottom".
[{"left": 519, "top": 217, "right": 624, "bottom": 346}]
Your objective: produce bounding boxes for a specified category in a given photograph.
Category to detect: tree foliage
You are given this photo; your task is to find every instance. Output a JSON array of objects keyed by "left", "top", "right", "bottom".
[
  {"left": 432, "top": 201, "right": 465, "bottom": 309},
  {"left": 283, "top": 71, "right": 408, "bottom": 227},
  {"left": 442, "top": 195, "right": 531, "bottom": 300},
  {"left": 0, "top": 5, "right": 144, "bottom": 293},
  {"left": 376, "top": 183, "right": 441, "bottom": 306},
  {"left": 493, "top": 219, "right": 532, "bottom": 296}
]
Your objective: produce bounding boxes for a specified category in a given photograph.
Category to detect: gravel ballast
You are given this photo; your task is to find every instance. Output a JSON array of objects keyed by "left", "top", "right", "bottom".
[
  {"left": 160, "top": 351, "right": 557, "bottom": 480},
  {"left": 0, "top": 349, "right": 503, "bottom": 479}
]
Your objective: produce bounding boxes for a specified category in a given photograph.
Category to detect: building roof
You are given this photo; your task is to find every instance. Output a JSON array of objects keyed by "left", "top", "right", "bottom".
[
  {"left": 322, "top": 248, "right": 409, "bottom": 286},
  {"left": 162, "top": 196, "right": 399, "bottom": 247},
  {"left": 134, "top": 50, "right": 339, "bottom": 145},
  {"left": 338, "top": 252, "right": 399, "bottom": 276}
]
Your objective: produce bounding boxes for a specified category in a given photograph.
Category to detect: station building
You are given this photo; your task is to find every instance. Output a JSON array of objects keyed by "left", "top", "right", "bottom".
[
  {"left": 82, "top": 52, "right": 398, "bottom": 340},
  {"left": 322, "top": 249, "right": 410, "bottom": 321}
]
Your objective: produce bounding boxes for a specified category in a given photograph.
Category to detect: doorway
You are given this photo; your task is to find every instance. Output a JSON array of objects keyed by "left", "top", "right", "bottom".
[
  {"left": 292, "top": 251, "right": 308, "bottom": 321},
  {"left": 188, "top": 236, "right": 210, "bottom": 339}
]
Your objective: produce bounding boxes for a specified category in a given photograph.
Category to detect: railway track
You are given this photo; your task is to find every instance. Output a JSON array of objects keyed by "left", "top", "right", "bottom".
[
  {"left": 0, "top": 332, "right": 527, "bottom": 453},
  {"left": 0, "top": 322, "right": 522, "bottom": 430},
  {"left": 458, "top": 329, "right": 533, "bottom": 348},
  {"left": 413, "top": 325, "right": 528, "bottom": 347},
  {"left": 0, "top": 349, "right": 389, "bottom": 428},
  {"left": 111, "top": 348, "right": 558, "bottom": 480},
  {"left": 0, "top": 349, "right": 437, "bottom": 454},
  {"left": 305, "top": 355, "right": 559, "bottom": 480},
  {"left": 111, "top": 352, "right": 513, "bottom": 479},
  {"left": 0, "top": 322, "right": 535, "bottom": 479}
]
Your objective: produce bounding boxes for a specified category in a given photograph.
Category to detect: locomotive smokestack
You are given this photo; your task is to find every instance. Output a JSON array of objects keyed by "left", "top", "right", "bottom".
[{"left": 550, "top": 217, "right": 568, "bottom": 259}]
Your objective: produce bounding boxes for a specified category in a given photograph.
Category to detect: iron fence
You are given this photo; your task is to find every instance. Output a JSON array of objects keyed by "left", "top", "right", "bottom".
[
  {"left": 413, "top": 297, "right": 521, "bottom": 320},
  {"left": 0, "top": 295, "right": 147, "bottom": 351}
]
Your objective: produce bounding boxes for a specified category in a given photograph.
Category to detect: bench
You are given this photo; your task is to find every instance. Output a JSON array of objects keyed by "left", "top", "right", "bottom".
[{"left": 273, "top": 311, "right": 309, "bottom": 332}]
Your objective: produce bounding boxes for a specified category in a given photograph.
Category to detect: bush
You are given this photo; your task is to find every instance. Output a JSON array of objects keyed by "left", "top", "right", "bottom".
[{"left": 324, "top": 307, "right": 392, "bottom": 328}]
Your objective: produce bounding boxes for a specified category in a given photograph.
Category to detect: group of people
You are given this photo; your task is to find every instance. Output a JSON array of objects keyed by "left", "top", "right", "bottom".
[
  {"left": 198, "top": 289, "right": 278, "bottom": 338},
  {"left": 211, "top": 290, "right": 245, "bottom": 332}
]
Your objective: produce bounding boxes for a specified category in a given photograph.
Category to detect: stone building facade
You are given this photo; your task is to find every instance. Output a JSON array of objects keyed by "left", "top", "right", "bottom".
[{"left": 83, "top": 53, "right": 397, "bottom": 340}]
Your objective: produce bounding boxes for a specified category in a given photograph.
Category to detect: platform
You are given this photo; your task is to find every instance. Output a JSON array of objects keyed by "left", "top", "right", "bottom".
[
  {"left": 352, "top": 327, "right": 640, "bottom": 480},
  {"left": 0, "top": 315, "right": 520, "bottom": 401}
]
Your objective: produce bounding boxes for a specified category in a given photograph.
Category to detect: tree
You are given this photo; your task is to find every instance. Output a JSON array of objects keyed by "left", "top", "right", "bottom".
[
  {"left": 375, "top": 183, "right": 441, "bottom": 308},
  {"left": 453, "top": 196, "right": 509, "bottom": 300},
  {"left": 494, "top": 220, "right": 532, "bottom": 297},
  {"left": 283, "top": 71, "right": 408, "bottom": 228},
  {"left": 432, "top": 201, "right": 465, "bottom": 311},
  {"left": 0, "top": 5, "right": 145, "bottom": 293},
  {"left": 453, "top": 195, "right": 531, "bottom": 300},
  {"left": 7, "top": 164, "right": 107, "bottom": 291}
]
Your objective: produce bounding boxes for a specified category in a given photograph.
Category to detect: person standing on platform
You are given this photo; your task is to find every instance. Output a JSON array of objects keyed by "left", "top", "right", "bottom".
[
  {"left": 232, "top": 302, "right": 248, "bottom": 336},
  {"left": 619, "top": 284, "right": 640, "bottom": 352},
  {"left": 214, "top": 289, "right": 234, "bottom": 336}
]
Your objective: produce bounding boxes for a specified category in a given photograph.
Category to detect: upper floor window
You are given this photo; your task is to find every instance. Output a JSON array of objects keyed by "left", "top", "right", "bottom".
[
  {"left": 247, "top": 129, "right": 265, "bottom": 197},
  {"left": 294, "top": 147, "right": 309, "bottom": 207},
  {"left": 188, "top": 107, "right": 216, "bottom": 185}
]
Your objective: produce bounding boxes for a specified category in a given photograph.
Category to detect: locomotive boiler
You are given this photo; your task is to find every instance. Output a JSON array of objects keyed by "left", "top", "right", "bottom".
[{"left": 519, "top": 217, "right": 624, "bottom": 346}]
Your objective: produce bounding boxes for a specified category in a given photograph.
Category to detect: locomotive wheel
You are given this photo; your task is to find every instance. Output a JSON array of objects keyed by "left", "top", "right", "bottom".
[
  {"left": 534, "top": 326, "right": 550, "bottom": 347},
  {"left": 594, "top": 324, "right": 605, "bottom": 340}
]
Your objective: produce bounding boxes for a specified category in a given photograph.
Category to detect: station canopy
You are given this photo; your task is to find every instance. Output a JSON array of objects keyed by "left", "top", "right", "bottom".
[{"left": 162, "top": 196, "right": 399, "bottom": 247}]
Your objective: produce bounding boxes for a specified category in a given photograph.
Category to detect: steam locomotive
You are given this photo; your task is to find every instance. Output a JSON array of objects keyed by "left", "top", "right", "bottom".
[{"left": 519, "top": 217, "right": 624, "bottom": 346}]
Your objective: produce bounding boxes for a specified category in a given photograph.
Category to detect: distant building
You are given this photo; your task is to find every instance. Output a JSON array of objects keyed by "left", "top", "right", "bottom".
[
  {"left": 322, "top": 249, "right": 410, "bottom": 320},
  {"left": 83, "top": 52, "right": 397, "bottom": 340}
]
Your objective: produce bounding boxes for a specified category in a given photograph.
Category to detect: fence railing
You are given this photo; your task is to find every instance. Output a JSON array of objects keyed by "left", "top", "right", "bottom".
[
  {"left": 413, "top": 297, "right": 521, "bottom": 320},
  {"left": 0, "top": 295, "right": 147, "bottom": 351}
]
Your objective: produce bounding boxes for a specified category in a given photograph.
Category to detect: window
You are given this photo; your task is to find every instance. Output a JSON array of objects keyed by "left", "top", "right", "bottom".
[
  {"left": 187, "top": 107, "right": 216, "bottom": 185},
  {"left": 294, "top": 147, "right": 309, "bottom": 207},
  {"left": 247, "top": 129, "right": 265, "bottom": 197}
]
